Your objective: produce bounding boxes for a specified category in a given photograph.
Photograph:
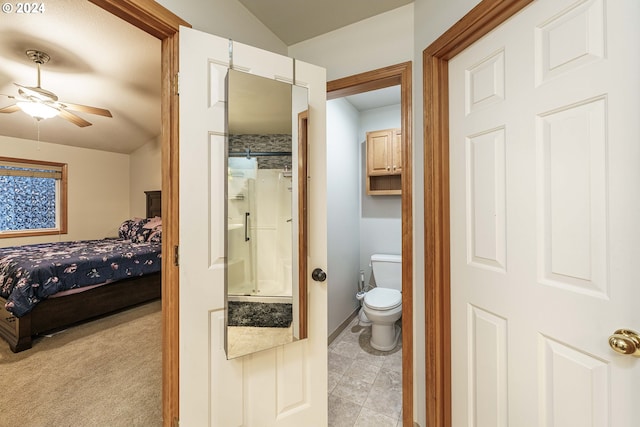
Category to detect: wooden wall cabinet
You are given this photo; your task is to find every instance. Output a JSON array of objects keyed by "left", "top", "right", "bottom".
[{"left": 366, "top": 128, "right": 401, "bottom": 195}]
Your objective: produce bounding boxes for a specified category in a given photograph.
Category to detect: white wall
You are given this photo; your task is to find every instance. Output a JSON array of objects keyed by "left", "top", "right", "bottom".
[
  {"left": 412, "top": 0, "right": 483, "bottom": 424},
  {"left": 155, "top": 0, "right": 287, "bottom": 55},
  {"left": 0, "top": 135, "right": 130, "bottom": 247},
  {"left": 129, "top": 136, "right": 162, "bottom": 218},
  {"left": 288, "top": 4, "right": 414, "bottom": 81},
  {"left": 326, "top": 100, "right": 402, "bottom": 337},
  {"left": 359, "top": 104, "right": 402, "bottom": 287},
  {"left": 290, "top": 3, "right": 415, "bottom": 419},
  {"left": 290, "top": 3, "right": 413, "bottom": 339},
  {"left": 326, "top": 98, "right": 361, "bottom": 336}
]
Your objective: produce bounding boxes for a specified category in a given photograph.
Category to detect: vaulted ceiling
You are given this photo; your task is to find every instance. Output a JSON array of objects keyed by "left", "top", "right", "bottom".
[
  {"left": 237, "top": 0, "right": 412, "bottom": 45},
  {"left": 0, "top": 0, "right": 408, "bottom": 154},
  {"left": 0, "top": 0, "right": 160, "bottom": 154}
]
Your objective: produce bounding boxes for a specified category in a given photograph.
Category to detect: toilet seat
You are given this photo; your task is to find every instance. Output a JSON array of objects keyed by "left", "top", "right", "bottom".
[{"left": 364, "top": 288, "right": 401, "bottom": 310}]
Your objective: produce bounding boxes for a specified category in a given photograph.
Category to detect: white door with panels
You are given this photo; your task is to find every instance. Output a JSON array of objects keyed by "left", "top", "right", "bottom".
[
  {"left": 449, "top": 0, "right": 639, "bottom": 425},
  {"left": 179, "top": 26, "right": 328, "bottom": 426}
]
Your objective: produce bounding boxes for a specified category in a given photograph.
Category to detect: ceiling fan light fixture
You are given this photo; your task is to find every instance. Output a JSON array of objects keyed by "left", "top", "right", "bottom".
[
  {"left": 16, "top": 101, "right": 59, "bottom": 120},
  {"left": 0, "top": 50, "right": 111, "bottom": 127}
]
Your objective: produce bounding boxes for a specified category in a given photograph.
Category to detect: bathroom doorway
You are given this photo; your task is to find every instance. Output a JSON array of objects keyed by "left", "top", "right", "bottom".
[{"left": 326, "top": 62, "right": 412, "bottom": 426}]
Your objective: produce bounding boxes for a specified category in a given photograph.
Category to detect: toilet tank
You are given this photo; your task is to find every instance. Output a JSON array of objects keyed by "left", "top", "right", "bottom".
[{"left": 370, "top": 254, "right": 402, "bottom": 291}]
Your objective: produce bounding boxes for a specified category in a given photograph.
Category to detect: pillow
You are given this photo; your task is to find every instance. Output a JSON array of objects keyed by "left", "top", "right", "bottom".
[
  {"left": 119, "top": 218, "right": 150, "bottom": 242},
  {"left": 143, "top": 216, "right": 162, "bottom": 229},
  {"left": 147, "top": 225, "right": 162, "bottom": 243},
  {"left": 119, "top": 218, "right": 162, "bottom": 243}
]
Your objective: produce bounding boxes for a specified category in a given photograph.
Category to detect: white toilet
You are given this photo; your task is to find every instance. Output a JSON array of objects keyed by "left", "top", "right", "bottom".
[{"left": 363, "top": 254, "right": 402, "bottom": 351}]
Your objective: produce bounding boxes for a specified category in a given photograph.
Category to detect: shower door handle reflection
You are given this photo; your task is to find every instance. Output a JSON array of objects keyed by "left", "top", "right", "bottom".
[{"left": 244, "top": 212, "right": 250, "bottom": 241}]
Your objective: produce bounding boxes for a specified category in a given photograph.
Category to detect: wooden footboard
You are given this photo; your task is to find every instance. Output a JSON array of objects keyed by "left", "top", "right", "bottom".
[
  {"left": 0, "top": 272, "right": 161, "bottom": 353},
  {"left": 0, "top": 300, "right": 32, "bottom": 352}
]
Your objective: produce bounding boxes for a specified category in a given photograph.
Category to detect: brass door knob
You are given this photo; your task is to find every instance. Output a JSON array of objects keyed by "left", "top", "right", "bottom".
[{"left": 608, "top": 329, "right": 640, "bottom": 357}]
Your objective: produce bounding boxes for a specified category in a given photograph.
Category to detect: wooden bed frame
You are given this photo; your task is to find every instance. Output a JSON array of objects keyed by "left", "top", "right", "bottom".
[{"left": 0, "top": 190, "right": 162, "bottom": 353}]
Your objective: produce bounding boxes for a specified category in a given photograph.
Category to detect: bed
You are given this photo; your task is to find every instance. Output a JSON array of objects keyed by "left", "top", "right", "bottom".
[{"left": 0, "top": 190, "right": 162, "bottom": 352}]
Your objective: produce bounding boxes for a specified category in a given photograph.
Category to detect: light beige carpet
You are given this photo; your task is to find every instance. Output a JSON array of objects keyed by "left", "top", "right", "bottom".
[{"left": 0, "top": 300, "right": 162, "bottom": 427}]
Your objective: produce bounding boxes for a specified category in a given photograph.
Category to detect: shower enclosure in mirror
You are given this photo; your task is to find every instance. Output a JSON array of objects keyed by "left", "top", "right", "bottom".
[{"left": 225, "top": 69, "right": 308, "bottom": 359}]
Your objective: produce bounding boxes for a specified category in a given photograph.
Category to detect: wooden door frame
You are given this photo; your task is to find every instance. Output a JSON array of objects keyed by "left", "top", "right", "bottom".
[
  {"left": 88, "top": 1, "right": 188, "bottom": 426},
  {"left": 327, "top": 61, "right": 413, "bottom": 427},
  {"left": 422, "top": 1, "right": 532, "bottom": 426}
]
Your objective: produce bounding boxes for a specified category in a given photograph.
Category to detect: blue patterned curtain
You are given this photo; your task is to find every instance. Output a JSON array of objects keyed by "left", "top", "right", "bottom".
[{"left": 0, "top": 167, "right": 57, "bottom": 231}]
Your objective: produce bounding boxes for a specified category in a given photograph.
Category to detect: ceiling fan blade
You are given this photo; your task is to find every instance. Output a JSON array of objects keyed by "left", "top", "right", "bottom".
[
  {"left": 1, "top": 94, "right": 28, "bottom": 102},
  {"left": 13, "top": 83, "right": 36, "bottom": 95},
  {"left": 0, "top": 104, "right": 20, "bottom": 113},
  {"left": 58, "top": 108, "right": 92, "bottom": 127},
  {"left": 61, "top": 102, "right": 112, "bottom": 117},
  {"left": 14, "top": 83, "right": 57, "bottom": 101}
]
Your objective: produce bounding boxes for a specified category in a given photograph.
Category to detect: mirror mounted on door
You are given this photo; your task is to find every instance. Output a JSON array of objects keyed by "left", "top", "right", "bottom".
[{"left": 225, "top": 69, "right": 309, "bottom": 359}]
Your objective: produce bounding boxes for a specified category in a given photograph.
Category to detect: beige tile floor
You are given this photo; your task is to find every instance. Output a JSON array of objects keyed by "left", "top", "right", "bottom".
[{"left": 328, "top": 315, "right": 403, "bottom": 427}]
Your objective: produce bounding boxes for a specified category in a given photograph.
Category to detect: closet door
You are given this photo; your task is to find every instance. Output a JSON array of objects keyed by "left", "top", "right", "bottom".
[{"left": 449, "top": 0, "right": 639, "bottom": 425}]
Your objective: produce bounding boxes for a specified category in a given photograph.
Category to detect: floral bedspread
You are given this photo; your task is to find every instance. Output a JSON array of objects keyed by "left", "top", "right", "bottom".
[{"left": 0, "top": 239, "right": 161, "bottom": 317}]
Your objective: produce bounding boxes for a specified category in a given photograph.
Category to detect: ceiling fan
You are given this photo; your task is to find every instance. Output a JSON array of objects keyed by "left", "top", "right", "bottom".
[{"left": 0, "top": 50, "right": 112, "bottom": 127}]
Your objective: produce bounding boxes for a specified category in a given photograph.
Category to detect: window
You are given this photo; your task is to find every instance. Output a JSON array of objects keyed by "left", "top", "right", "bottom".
[{"left": 0, "top": 156, "right": 68, "bottom": 238}]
